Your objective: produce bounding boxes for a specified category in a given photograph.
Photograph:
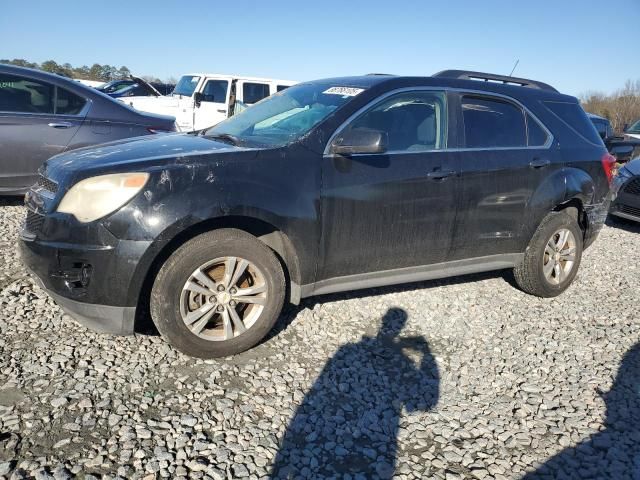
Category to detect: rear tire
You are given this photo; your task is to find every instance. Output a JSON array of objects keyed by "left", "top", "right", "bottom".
[
  {"left": 514, "top": 211, "right": 583, "bottom": 298},
  {"left": 150, "top": 228, "right": 285, "bottom": 358}
]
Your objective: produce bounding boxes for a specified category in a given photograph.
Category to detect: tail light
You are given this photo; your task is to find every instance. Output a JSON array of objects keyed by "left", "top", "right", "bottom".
[{"left": 601, "top": 152, "right": 616, "bottom": 185}]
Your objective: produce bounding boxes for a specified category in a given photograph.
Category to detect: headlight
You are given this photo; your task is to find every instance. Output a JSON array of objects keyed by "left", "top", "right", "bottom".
[
  {"left": 611, "top": 167, "right": 633, "bottom": 200},
  {"left": 57, "top": 172, "right": 149, "bottom": 223}
]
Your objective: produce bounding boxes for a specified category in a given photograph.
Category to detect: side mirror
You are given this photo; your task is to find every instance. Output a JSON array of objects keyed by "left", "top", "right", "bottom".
[
  {"left": 330, "top": 128, "right": 388, "bottom": 155},
  {"left": 194, "top": 92, "right": 202, "bottom": 108},
  {"left": 623, "top": 123, "right": 630, "bottom": 132}
]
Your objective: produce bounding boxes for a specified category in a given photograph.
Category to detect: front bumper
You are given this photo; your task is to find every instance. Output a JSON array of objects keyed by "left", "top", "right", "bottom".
[
  {"left": 610, "top": 175, "right": 640, "bottom": 223},
  {"left": 19, "top": 209, "right": 151, "bottom": 335},
  {"left": 25, "top": 265, "right": 136, "bottom": 334}
]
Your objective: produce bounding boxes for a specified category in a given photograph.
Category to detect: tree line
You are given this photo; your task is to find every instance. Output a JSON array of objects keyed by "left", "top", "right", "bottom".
[
  {"left": 3, "top": 57, "right": 639, "bottom": 130},
  {"left": 580, "top": 80, "right": 640, "bottom": 135},
  {"left": 0, "top": 58, "right": 132, "bottom": 82}
]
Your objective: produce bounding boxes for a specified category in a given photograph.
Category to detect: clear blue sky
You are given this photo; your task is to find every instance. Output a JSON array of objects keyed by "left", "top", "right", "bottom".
[{"left": 1, "top": 0, "right": 638, "bottom": 97}]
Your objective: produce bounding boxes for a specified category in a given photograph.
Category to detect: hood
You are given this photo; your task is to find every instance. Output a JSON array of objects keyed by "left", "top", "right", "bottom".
[
  {"left": 131, "top": 76, "right": 162, "bottom": 96},
  {"left": 625, "top": 158, "right": 640, "bottom": 176},
  {"left": 120, "top": 95, "right": 179, "bottom": 116},
  {"left": 43, "top": 133, "right": 244, "bottom": 180}
]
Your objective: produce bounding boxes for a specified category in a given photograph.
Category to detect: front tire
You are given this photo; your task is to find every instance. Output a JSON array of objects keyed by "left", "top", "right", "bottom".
[
  {"left": 514, "top": 211, "right": 583, "bottom": 298},
  {"left": 150, "top": 229, "right": 285, "bottom": 358}
]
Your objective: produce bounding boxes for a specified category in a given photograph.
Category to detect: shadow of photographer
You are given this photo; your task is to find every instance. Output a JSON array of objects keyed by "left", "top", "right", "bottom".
[
  {"left": 270, "top": 307, "right": 439, "bottom": 478},
  {"left": 524, "top": 342, "right": 640, "bottom": 479}
]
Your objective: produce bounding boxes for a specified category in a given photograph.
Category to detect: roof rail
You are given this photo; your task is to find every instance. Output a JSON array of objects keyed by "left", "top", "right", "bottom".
[{"left": 433, "top": 70, "right": 558, "bottom": 92}]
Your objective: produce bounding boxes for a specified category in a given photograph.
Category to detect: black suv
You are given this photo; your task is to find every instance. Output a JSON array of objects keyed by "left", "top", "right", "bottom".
[{"left": 20, "top": 71, "right": 614, "bottom": 358}]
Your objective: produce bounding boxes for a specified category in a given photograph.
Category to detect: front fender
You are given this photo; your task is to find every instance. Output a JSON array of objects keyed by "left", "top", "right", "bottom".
[{"left": 101, "top": 159, "right": 320, "bottom": 305}]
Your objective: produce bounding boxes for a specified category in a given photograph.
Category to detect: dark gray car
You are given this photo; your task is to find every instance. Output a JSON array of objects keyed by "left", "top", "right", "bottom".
[{"left": 0, "top": 64, "right": 176, "bottom": 195}]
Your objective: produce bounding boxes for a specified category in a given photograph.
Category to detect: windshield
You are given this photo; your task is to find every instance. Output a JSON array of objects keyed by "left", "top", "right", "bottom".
[
  {"left": 172, "top": 75, "right": 201, "bottom": 97},
  {"left": 204, "top": 83, "right": 365, "bottom": 147},
  {"left": 627, "top": 119, "right": 640, "bottom": 134},
  {"left": 100, "top": 80, "right": 133, "bottom": 94}
]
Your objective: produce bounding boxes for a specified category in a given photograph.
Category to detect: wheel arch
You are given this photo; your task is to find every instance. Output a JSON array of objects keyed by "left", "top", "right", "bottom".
[
  {"left": 130, "top": 215, "right": 303, "bottom": 332},
  {"left": 523, "top": 167, "right": 595, "bottom": 246}
]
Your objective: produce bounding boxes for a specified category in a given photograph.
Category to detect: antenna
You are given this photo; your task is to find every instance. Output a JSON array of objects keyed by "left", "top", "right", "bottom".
[{"left": 509, "top": 60, "right": 520, "bottom": 77}]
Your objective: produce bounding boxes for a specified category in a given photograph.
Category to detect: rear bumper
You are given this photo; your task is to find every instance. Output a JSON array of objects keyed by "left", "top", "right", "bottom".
[{"left": 583, "top": 201, "right": 609, "bottom": 249}]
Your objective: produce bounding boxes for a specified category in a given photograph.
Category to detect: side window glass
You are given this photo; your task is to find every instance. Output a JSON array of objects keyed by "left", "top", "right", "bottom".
[
  {"left": 526, "top": 113, "right": 549, "bottom": 146},
  {"left": 343, "top": 91, "right": 447, "bottom": 152},
  {"left": 243, "top": 83, "right": 270, "bottom": 104},
  {"left": 277, "top": 85, "right": 289, "bottom": 92},
  {"left": 202, "top": 80, "right": 228, "bottom": 103},
  {"left": 56, "top": 87, "right": 86, "bottom": 115},
  {"left": 0, "top": 73, "right": 54, "bottom": 114},
  {"left": 462, "top": 96, "right": 526, "bottom": 148}
]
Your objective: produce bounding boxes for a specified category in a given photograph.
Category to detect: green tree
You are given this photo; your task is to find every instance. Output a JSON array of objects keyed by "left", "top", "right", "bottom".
[
  {"left": 0, "top": 58, "right": 142, "bottom": 83},
  {"left": 88, "top": 63, "right": 104, "bottom": 81},
  {"left": 117, "top": 66, "right": 131, "bottom": 79}
]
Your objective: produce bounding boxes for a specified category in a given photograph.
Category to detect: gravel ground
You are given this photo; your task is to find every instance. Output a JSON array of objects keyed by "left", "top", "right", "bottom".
[{"left": 1, "top": 199, "right": 639, "bottom": 480}]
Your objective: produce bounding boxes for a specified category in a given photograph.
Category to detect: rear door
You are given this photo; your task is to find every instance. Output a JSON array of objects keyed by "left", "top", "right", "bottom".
[
  {"left": 193, "top": 78, "right": 230, "bottom": 131},
  {"left": 449, "top": 93, "right": 558, "bottom": 260},
  {"left": 0, "top": 73, "right": 85, "bottom": 192}
]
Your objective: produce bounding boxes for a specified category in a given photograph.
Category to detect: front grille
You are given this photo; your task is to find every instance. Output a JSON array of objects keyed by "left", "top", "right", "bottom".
[
  {"left": 618, "top": 204, "right": 640, "bottom": 218},
  {"left": 623, "top": 177, "right": 640, "bottom": 196},
  {"left": 24, "top": 211, "right": 45, "bottom": 234},
  {"left": 37, "top": 175, "right": 58, "bottom": 194}
]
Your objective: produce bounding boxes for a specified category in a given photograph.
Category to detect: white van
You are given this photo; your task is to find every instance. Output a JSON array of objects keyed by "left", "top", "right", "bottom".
[{"left": 122, "top": 74, "right": 297, "bottom": 132}]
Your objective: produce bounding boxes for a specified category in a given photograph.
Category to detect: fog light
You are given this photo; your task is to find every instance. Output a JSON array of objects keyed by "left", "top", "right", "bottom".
[{"left": 80, "top": 265, "right": 92, "bottom": 287}]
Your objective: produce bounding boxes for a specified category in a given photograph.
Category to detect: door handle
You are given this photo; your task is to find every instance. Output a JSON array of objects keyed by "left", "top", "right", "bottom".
[
  {"left": 217, "top": 109, "right": 226, "bottom": 113},
  {"left": 529, "top": 158, "right": 550, "bottom": 169},
  {"left": 427, "top": 170, "right": 456, "bottom": 180},
  {"left": 48, "top": 122, "right": 74, "bottom": 129}
]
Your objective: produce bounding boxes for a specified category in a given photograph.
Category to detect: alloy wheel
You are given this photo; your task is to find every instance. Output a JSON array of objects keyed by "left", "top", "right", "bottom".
[
  {"left": 542, "top": 228, "right": 577, "bottom": 285},
  {"left": 179, "top": 256, "right": 268, "bottom": 341}
]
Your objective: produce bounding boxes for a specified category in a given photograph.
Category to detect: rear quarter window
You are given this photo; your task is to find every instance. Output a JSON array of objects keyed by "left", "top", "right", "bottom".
[
  {"left": 545, "top": 101, "right": 603, "bottom": 145},
  {"left": 243, "top": 83, "right": 270, "bottom": 104}
]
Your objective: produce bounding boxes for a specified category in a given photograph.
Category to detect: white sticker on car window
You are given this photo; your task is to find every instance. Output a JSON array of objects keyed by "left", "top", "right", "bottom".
[{"left": 323, "top": 87, "right": 365, "bottom": 97}]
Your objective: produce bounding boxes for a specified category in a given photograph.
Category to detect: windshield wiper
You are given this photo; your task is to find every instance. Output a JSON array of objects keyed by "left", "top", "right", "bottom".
[{"left": 206, "top": 133, "right": 243, "bottom": 146}]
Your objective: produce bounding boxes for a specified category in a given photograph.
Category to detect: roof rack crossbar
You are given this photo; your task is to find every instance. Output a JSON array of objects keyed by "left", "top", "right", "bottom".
[{"left": 433, "top": 70, "right": 557, "bottom": 92}]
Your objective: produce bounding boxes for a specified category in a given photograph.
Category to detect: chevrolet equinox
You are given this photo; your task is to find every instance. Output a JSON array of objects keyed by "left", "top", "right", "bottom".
[{"left": 20, "top": 71, "right": 614, "bottom": 358}]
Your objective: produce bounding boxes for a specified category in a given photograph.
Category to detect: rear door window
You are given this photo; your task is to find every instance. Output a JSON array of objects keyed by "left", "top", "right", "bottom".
[
  {"left": 0, "top": 73, "right": 54, "bottom": 114},
  {"left": 277, "top": 85, "right": 290, "bottom": 92},
  {"left": 243, "top": 82, "right": 270, "bottom": 104},
  {"left": 461, "top": 96, "right": 526, "bottom": 148},
  {"left": 545, "top": 101, "right": 603, "bottom": 144},
  {"left": 55, "top": 87, "right": 86, "bottom": 115},
  {"left": 201, "top": 80, "right": 228, "bottom": 103}
]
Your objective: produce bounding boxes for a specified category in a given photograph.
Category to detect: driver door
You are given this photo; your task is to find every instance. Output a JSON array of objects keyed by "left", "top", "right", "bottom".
[
  {"left": 193, "top": 78, "right": 230, "bottom": 131},
  {"left": 318, "top": 89, "right": 460, "bottom": 281}
]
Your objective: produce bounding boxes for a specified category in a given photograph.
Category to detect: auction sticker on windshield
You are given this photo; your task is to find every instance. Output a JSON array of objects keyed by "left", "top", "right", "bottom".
[{"left": 323, "top": 87, "right": 365, "bottom": 97}]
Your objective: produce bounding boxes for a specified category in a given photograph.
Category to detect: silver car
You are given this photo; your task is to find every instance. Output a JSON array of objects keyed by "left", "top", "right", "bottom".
[{"left": 0, "top": 64, "right": 176, "bottom": 195}]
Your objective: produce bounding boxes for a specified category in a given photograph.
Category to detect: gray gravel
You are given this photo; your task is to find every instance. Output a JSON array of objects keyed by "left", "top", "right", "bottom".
[{"left": 1, "top": 199, "right": 639, "bottom": 479}]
